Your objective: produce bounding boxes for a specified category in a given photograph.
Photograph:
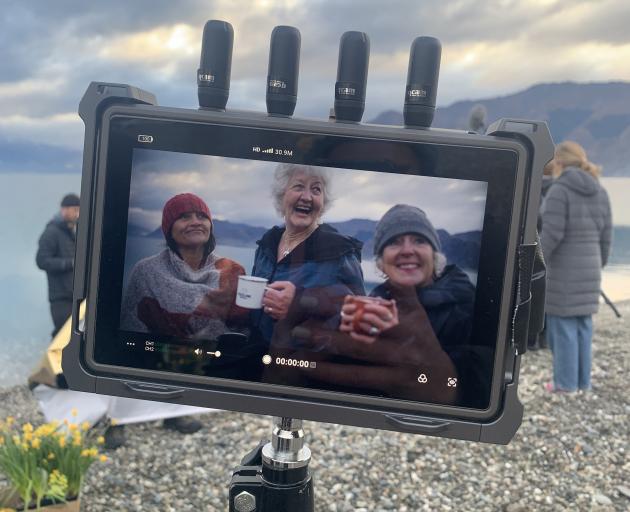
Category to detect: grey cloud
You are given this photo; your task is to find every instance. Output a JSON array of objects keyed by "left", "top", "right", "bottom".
[{"left": 2, "top": 0, "right": 629, "bottom": 154}]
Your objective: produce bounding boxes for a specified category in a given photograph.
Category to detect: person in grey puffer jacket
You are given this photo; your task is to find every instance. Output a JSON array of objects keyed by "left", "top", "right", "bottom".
[{"left": 540, "top": 141, "right": 612, "bottom": 393}]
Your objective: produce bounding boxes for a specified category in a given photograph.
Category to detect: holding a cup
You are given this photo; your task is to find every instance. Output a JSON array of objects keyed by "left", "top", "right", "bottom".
[
  {"left": 340, "top": 295, "right": 398, "bottom": 343},
  {"left": 235, "top": 275, "right": 269, "bottom": 309}
]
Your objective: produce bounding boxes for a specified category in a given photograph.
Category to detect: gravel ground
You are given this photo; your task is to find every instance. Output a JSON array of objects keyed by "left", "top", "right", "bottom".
[{"left": 1, "top": 302, "right": 628, "bottom": 511}]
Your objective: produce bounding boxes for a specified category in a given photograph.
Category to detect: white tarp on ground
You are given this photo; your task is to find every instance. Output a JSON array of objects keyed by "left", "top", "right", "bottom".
[{"left": 32, "top": 384, "right": 212, "bottom": 427}]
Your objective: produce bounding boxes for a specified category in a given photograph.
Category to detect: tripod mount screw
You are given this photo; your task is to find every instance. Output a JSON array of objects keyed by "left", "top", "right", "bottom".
[{"left": 234, "top": 490, "right": 257, "bottom": 512}]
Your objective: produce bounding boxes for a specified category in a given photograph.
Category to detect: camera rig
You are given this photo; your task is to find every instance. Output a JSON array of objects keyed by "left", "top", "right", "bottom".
[{"left": 62, "top": 20, "right": 552, "bottom": 511}]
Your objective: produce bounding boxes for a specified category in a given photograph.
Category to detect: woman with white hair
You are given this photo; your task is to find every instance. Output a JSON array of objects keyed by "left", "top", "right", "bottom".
[
  {"left": 541, "top": 141, "right": 612, "bottom": 393},
  {"left": 251, "top": 163, "right": 365, "bottom": 349}
]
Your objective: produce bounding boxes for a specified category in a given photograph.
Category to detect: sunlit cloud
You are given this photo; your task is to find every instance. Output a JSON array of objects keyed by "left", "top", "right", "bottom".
[
  {"left": 1, "top": 0, "right": 630, "bottom": 157},
  {"left": 99, "top": 24, "right": 200, "bottom": 63}
]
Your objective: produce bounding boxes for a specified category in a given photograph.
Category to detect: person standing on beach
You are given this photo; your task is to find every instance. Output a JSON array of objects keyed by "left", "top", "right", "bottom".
[
  {"left": 540, "top": 141, "right": 612, "bottom": 393},
  {"left": 36, "top": 193, "right": 80, "bottom": 337}
]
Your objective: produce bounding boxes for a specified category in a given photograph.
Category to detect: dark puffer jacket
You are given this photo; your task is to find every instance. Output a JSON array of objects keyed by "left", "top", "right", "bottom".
[
  {"left": 541, "top": 168, "right": 613, "bottom": 316},
  {"left": 371, "top": 264, "right": 493, "bottom": 408},
  {"left": 36, "top": 216, "right": 76, "bottom": 301},
  {"left": 251, "top": 223, "right": 365, "bottom": 347}
]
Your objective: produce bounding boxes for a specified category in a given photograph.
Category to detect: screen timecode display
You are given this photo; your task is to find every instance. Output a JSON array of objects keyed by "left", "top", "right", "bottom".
[{"left": 267, "top": 356, "right": 317, "bottom": 369}]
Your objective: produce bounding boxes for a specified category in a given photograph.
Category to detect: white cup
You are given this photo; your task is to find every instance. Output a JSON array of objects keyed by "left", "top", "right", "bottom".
[{"left": 236, "top": 275, "right": 269, "bottom": 309}]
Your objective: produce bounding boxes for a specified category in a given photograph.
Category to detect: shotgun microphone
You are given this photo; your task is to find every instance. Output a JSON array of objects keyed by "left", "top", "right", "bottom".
[
  {"left": 334, "top": 31, "right": 370, "bottom": 122},
  {"left": 404, "top": 36, "right": 441, "bottom": 128},
  {"left": 266, "top": 26, "right": 301, "bottom": 116},
  {"left": 198, "top": 20, "right": 234, "bottom": 110}
]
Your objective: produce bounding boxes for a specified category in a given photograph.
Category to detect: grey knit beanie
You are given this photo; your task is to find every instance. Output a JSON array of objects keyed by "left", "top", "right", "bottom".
[{"left": 373, "top": 204, "right": 441, "bottom": 256}]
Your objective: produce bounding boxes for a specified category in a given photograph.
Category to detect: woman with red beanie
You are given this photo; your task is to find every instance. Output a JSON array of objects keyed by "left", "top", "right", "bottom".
[{"left": 121, "top": 193, "right": 247, "bottom": 339}]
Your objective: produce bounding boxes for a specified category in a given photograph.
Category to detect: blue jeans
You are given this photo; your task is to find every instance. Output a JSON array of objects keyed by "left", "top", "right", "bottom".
[{"left": 546, "top": 315, "right": 593, "bottom": 391}]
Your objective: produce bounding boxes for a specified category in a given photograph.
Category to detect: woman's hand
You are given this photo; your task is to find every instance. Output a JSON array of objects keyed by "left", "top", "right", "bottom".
[
  {"left": 262, "top": 281, "right": 296, "bottom": 320},
  {"left": 339, "top": 295, "right": 399, "bottom": 343}
]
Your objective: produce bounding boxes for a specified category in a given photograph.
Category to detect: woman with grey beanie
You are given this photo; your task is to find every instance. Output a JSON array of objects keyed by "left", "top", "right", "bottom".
[{"left": 335, "top": 204, "right": 490, "bottom": 406}]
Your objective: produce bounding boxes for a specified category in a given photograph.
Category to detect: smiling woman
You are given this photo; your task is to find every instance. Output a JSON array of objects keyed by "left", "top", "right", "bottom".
[
  {"left": 335, "top": 204, "right": 488, "bottom": 405},
  {"left": 120, "top": 193, "right": 248, "bottom": 339},
  {"left": 250, "top": 163, "right": 365, "bottom": 352}
]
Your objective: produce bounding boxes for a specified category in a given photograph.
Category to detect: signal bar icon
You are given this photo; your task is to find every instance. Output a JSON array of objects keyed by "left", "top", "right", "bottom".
[{"left": 262, "top": 147, "right": 274, "bottom": 154}]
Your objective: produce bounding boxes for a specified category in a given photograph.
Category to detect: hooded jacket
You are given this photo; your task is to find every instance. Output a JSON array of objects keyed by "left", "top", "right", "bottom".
[
  {"left": 36, "top": 215, "right": 76, "bottom": 302},
  {"left": 251, "top": 223, "right": 365, "bottom": 346},
  {"left": 540, "top": 168, "right": 613, "bottom": 316},
  {"left": 371, "top": 264, "right": 492, "bottom": 407}
]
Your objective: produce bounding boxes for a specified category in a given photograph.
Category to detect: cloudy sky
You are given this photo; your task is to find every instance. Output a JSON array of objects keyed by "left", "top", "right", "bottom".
[
  {"left": 129, "top": 149, "right": 487, "bottom": 233},
  {"left": 1, "top": 0, "right": 630, "bottom": 165}
]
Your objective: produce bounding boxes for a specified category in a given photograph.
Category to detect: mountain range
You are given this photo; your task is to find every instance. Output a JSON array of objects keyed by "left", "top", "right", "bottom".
[
  {"left": 370, "top": 81, "right": 630, "bottom": 177},
  {"left": 3, "top": 81, "right": 629, "bottom": 176},
  {"left": 142, "top": 218, "right": 482, "bottom": 269}
]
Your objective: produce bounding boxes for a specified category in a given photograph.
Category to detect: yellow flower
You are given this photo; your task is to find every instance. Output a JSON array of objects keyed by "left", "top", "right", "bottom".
[
  {"left": 71, "top": 408, "right": 78, "bottom": 417},
  {"left": 35, "top": 423, "right": 56, "bottom": 437},
  {"left": 99, "top": 454, "right": 108, "bottom": 462},
  {"left": 12, "top": 435, "right": 20, "bottom": 444},
  {"left": 48, "top": 453, "right": 55, "bottom": 460},
  {"left": 6, "top": 417, "right": 14, "bottom": 426},
  {"left": 22, "top": 423, "right": 33, "bottom": 434},
  {"left": 97, "top": 436, "right": 105, "bottom": 445},
  {"left": 72, "top": 436, "right": 82, "bottom": 447},
  {"left": 110, "top": 419, "right": 118, "bottom": 426},
  {"left": 23, "top": 432, "right": 33, "bottom": 442},
  {"left": 69, "top": 423, "right": 78, "bottom": 432},
  {"left": 81, "top": 449, "right": 90, "bottom": 457},
  {"left": 58, "top": 437, "right": 66, "bottom": 448},
  {"left": 31, "top": 438, "right": 41, "bottom": 449},
  {"left": 21, "top": 443, "right": 29, "bottom": 451},
  {"left": 0, "top": 437, "right": 4, "bottom": 446},
  {"left": 81, "top": 421, "right": 90, "bottom": 431}
]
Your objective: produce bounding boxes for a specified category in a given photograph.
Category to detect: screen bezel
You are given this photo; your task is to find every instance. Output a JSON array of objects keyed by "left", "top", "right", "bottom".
[{"left": 84, "top": 111, "right": 521, "bottom": 421}]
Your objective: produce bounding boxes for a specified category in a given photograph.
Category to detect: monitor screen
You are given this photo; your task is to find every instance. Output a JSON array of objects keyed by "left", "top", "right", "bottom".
[{"left": 91, "top": 117, "right": 517, "bottom": 412}]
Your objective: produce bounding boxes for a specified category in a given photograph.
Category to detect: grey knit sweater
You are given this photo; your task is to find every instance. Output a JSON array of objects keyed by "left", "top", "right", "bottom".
[
  {"left": 540, "top": 168, "right": 612, "bottom": 316},
  {"left": 120, "top": 248, "right": 246, "bottom": 340}
]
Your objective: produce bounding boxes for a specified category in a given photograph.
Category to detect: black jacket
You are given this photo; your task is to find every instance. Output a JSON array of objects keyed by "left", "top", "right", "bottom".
[
  {"left": 372, "top": 264, "right": 492, "bottom": 408},
  {"left": 36, "top": 216, "right": 76, "bottom": 301}
]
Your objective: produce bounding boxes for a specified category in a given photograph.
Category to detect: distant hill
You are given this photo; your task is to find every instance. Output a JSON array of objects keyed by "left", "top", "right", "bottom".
[
  {"left": 0, "top": 138, "right": 81, "bottom": 174},
  {"left": 370, "top": 81, "right": 630, "bottom": 177},
  {"left": 143, "top": 218, "right": 481, "bottom": 269}
]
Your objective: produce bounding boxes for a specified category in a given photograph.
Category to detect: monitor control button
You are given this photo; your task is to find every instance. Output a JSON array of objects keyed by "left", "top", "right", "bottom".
[
  {"left": 447, "top": 377, "right": 458, "bottom": 387},
  {"left": 417, "top": 373, "right": 428, "bottom": 384}
]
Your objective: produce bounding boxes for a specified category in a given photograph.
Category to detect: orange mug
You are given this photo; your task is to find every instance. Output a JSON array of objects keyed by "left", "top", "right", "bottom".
[{"left": 349, "top": 296, "right": 394, "bottom": 334}]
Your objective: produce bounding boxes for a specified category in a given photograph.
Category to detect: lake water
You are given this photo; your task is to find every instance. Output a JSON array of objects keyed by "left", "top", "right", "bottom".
[{"left": 1, "top": 172, "right": 629, "bottom": 387}]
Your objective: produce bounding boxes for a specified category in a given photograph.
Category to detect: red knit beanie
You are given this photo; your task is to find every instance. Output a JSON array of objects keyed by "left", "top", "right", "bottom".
[{"left": 161, "top": 193, "right": 212, "bottom": 237}]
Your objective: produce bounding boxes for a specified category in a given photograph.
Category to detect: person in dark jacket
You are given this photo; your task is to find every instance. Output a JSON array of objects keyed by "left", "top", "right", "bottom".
[
  {"left": 540, "top": 141, "right": 612, "bottom": 393},
  {"left": 251, "top": 164, "right": 365, "bottom": 355},
  {"left": 36, "top": 193, "right": 80, "bottom": 337},
  {"left": 333, "top": 204, "right": 489, "bottom": 406}
]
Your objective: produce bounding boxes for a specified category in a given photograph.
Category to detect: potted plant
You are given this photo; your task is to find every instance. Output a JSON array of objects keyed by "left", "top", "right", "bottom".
[{"left": 0, "top": 412, "right": 108, "bottom": 511}]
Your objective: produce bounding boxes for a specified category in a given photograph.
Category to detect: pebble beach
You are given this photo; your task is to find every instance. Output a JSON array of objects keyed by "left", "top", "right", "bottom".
[{"left": 1, "top": 301, "right": 629, "bottom": 511}]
